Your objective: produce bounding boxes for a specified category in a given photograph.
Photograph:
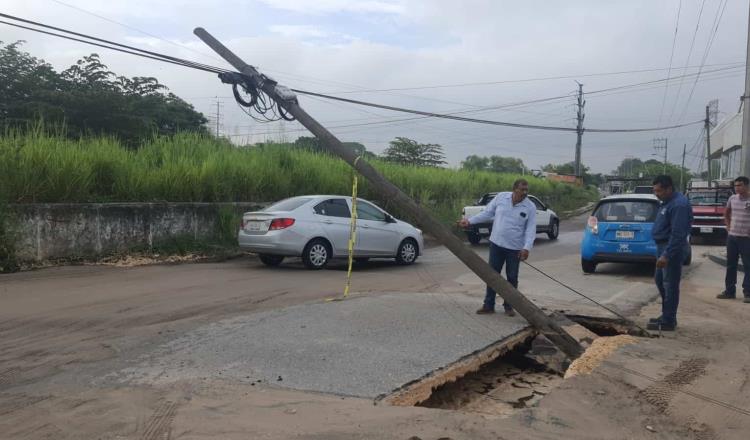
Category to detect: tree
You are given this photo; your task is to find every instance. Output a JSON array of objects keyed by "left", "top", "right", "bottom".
[
  {"left": 0, "top": 41, "right": 208, "bottom": 145},
  {"left": 461, "top": 155, "right": 489, "bottom": 171},
  {"left": 382, "top": 137, "right": 447, "bottom": 167},
  {"left": 488, "top": 156, "right": 527, "bottom": 174},
  {"left": 612, "top": 158, "right": 694, "bottom": 191}
]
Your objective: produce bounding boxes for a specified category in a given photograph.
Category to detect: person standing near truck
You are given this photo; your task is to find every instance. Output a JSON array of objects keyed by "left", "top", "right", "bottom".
[
  {"left": 458, "top": 179, "right": 536, "bottom": 316},
  {"left": 717, "top": 176, "right": 750, "bottom": 303},
  {"left": 650, "top": 175, "right": 692, "bottom": 331}
]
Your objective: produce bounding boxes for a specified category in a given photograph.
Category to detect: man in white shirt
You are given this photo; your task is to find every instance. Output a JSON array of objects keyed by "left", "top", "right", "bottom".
[{"left": 459, "top": 179, "right": 537, "bottom": 316}]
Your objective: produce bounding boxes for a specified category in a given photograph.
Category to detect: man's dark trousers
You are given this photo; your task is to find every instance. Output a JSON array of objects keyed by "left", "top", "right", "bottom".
[
  {"left": 654, "top": 243, "right": 684, "bottom": 326},
  {"left": 483, "top": 242, "right": 520, "bottom": 311},
  {"left": 725, "top": 235, "right": 750, "bottom": 298}
]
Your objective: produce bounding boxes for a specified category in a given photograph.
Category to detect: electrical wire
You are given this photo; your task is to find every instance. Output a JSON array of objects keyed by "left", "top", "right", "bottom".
[
  {"left": 656, "top": 0, "right": 683, "bottom": 131},
  {"left": 665, "top": 0, "right": 707, "bottom": 127},
  {"left": 522, "top": 261, "right": 651, "bottom": 335},
  {"left": 0, "top": 12, "right": 732, "bottom": 134},
  {"left": 291, "top": 89, "right": 704, "bottom": 133}
]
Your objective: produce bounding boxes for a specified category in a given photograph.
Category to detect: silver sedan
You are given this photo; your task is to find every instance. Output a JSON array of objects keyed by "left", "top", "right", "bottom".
[{"left": 238, "top": 195, "right": 424, "bottom": 269}]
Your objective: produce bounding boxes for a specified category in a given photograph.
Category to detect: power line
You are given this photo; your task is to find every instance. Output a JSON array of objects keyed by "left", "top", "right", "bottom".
[
  {"left": 665, "top": 0, "right": 708, "bottom": 126},
  {"left": 674, "top": 0, "right": 729, "bottom": 128},
  {"left": 328, "top": 63, "right": 743, "bottom": 94},
  {"left": 292, "top": 89, "right": 704, "bottom": 133},
  {"left": 0, "top": 14, "right": 229, "bottom": 74},
  {"left": 656, "top": 0, "right": 683, "bottom": 130}
]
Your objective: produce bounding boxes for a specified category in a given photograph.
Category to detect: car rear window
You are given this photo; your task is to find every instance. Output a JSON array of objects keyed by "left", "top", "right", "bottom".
[
  {"left": 594, "top": 200, "right": 658, "bottom": 222},
  {"left": 263, "top": 197, "right": 313, "bottom": 212},
  {"left": 688, "top": 190, "right": 732, "bottom": 206}
]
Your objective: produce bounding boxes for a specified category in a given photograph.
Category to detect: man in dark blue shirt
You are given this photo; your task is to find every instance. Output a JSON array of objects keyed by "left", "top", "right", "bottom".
[{"left": 649, "top": 175, "right": 692, "bottom": 331}]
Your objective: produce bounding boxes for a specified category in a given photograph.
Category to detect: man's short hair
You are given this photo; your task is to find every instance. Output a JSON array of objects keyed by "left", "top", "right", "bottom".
[
  {"left": 652, "top": 175, "right": 673, "bottom": 189},
  {"left": 513, "top": 178, "right": 528, "bottom": 189},
  {"left": 735, "top": 176, "right": 749, "bottom": 186}
]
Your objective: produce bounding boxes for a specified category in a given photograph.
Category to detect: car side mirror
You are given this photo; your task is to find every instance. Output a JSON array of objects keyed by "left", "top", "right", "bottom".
[{"left": 384, "top": 214, "right": 396, "bottom": 223}]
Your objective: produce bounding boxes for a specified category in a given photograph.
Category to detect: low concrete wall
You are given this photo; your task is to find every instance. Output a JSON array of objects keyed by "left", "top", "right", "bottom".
[{"left": 7, "top": 202, "right": 268, "bottom": 262}]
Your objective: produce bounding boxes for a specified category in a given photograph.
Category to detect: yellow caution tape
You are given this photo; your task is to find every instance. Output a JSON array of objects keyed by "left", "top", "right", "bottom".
[{"left": 326, "top": 157, "right": 360, "bottom": 302}]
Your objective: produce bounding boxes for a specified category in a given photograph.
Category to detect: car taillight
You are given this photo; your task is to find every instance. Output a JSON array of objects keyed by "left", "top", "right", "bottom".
[
  {"left": 240, "top": 219, "right": 247, "bottom": 229},
  {"left": 269, "top": 218, "right": 295, "bottom": 230},
  {"left": 587, "top": 216, "right": 599, "bottom": 235}
]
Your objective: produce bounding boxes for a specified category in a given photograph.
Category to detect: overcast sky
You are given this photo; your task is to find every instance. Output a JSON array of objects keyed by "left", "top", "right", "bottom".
[{"left": 2, "top": 0, "right": 748, "bottom": 173}]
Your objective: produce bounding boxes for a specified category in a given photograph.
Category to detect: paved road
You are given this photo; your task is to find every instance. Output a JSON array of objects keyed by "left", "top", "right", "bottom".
[{"left": 0, "top": 212, "right": 676, "bottom": 402}]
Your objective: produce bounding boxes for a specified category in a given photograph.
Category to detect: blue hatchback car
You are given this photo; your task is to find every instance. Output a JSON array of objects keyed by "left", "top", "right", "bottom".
[{"left": 580, "top": 194, "right": 691, "bottom": 273}]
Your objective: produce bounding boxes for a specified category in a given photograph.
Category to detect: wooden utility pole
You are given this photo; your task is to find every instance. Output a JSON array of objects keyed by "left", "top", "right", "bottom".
[
  {"left": 705, "top": 105, "right": 712, "bottom": 186},
  {"left": 741, "top": 1, "right": 750, "bottom": 177},
  {"left": 680, "top": 143, "right": 686, "bottom": 191},
  {"left": 574, "top": 82, "right": 585, "bottom": 177},
  {"left": 194, "top": 27, "right": 584, "bottom": 359}
]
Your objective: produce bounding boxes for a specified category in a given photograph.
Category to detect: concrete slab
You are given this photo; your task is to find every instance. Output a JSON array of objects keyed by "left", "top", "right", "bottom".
[{"left": 107, "top": 292, "right": 529, "bottom": 399}]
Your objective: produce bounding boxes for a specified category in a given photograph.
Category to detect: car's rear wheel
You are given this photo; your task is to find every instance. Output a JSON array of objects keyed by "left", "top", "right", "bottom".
[
  {"left": 581, "top": 258, "right": 597, "bottom": 274},
  {"left": 259, "top": 254, "right": 284, "bottom": 267},
  {"left": 395, "top": 238, "right": 419, "bottom": 265},
  {"left": 547, "top": 219, "right": 559, "bottom": 240},
  {"left": 466, "top": 231, "right": 481, "bottom": 245},
  {"left": 302, "top": 238, "right": 331, "bottom": 270},
  {"left": 683, "top": 250, "right": 692, "bottom": 266}
]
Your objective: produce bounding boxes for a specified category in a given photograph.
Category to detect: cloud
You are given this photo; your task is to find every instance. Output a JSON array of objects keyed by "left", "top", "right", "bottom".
[{"left": 258, "top": 0, "right": 405, "bottom": 15}]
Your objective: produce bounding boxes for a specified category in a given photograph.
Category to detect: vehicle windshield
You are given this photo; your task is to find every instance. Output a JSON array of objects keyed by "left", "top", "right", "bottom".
[
  {"left": 478, "top": 194, "right": 496, "bottom": 206},
  {"left": 263, "top": 197, "right": 314, "bottom": 212},
  {"left": 688, "top": 190, "right": 731, "bottom": 206},
  {"left": 594, "top": 200, "right": 658, "bottom": 223}
]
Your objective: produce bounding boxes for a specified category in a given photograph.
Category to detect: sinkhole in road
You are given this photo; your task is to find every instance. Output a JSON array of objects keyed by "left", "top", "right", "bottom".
[{"left": 383, "top": 316, "right": 639, "bottom": 416}]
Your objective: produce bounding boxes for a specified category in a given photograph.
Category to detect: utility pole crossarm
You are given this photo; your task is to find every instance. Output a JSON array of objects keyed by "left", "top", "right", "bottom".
[{"left": 194, "top": 27, "right": 584, "bottom": 359}]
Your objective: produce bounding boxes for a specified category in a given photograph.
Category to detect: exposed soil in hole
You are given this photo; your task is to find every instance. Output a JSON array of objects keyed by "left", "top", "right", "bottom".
[
  {"left": 416, "top": 345, "right": 562, "bottom": 417},
  {"left": 567, "top": 315, "right": 647, "bottom": 337}
]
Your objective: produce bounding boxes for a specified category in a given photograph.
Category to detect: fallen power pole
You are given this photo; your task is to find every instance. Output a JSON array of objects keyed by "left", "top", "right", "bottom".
[{"left": 194, "top": 27, "right": 584, "bottom": 360}]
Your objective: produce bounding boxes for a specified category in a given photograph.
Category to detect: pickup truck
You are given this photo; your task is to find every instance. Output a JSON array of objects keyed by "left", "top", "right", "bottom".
[
  {"left": 687, "top": 186, "right": 732, "bottom": 237},
  {"left": 461, "top": 193, "right": 560, "bottom": 245}
]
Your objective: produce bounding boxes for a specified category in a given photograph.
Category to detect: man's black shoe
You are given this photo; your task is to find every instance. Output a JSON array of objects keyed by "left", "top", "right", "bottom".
[
  {"left": 646, "top": 321, "right": 676, "bottom": 331},
  {"left": 716, "top": 292, "right": 737, "bottom": 299},
  {"left": 648, "top": 316, "right": 662, "bottom": 323}
]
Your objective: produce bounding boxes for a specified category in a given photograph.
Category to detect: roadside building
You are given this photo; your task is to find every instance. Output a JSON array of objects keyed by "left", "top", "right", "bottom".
[{"left": 710, "top": 109, "right": 743, "bottom": 180}]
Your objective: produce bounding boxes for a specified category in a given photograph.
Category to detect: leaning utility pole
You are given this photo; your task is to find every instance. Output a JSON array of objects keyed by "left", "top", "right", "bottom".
[
  {"left": 574, "top": 82, "right": 585, "bottom": 177},
  {"left": 741, "top": 0, "right": 750, "bottom": 176},
  {"left": 705, "top": 105, "right": 712, "bottom": 186},
  {"left": 194, "top": 27, "right": 584, "bottom": 359}
]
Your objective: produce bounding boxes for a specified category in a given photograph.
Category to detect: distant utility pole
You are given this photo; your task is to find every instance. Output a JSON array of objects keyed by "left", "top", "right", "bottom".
[
  {"left": 681, "top": 143, "right": 686, "bottom": 191},
  {"left": 574, "top": 82, "right": 585, "bottom": 177},
  {"left": 214, "top": 97, "right": 223, "bottom": 138},
  {"left": 705, "top": 104, "right": 712, "bottom": 185},
  {"left": 742, "top": 1, "right": 750, "bottom": 177},
  {"left": 653, "top": 138, "right": 668, "bottom": 173}
]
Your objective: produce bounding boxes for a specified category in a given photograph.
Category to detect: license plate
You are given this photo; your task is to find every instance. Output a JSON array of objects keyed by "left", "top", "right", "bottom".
[
  {"left": 246, "top": 221, "right": 265, "bottom": 231},
  {"left": 478, "top": 228, "right": 490, "bottom": 234},
  {"left": 616, "top": 231, "right": 634, "bottom": 239},
  {"left": 700, "top": 227, "right": 713, "bottom": 233}
]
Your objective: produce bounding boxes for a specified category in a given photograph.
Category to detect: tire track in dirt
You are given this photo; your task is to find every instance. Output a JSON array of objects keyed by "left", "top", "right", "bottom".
[
  {"left": 641, "top": 358, "right": 709, "bottom": 412},
  {"left": 140, "top": 400, "right": 178, "bottom": 440},
  {"left": 0, "top": 393, "right": 52, "bottom": 416},
  {"left": 641, "top": 358, "right": 717, "bottom": 440}
]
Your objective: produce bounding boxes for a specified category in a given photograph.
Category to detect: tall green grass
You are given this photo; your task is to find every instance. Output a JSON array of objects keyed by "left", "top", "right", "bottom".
[{"left": 0, "top": 130, "right": 598, "bottom": 224}]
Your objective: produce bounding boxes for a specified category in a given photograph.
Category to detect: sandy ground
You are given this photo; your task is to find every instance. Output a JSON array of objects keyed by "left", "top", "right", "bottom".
[{"left": 1, "top": 232, "right": 749, "bottom": 438}]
